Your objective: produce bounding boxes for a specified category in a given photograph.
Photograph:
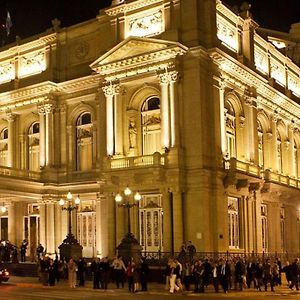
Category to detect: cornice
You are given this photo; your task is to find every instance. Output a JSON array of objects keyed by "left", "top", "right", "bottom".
[
  {"left": 0, "top": 33, "right": 57, "bottom": 60},
  {"left": 209, "top": 48, "right": 300, "bottom": 125},
  {"left": 106, "top": 0, "right": 163, "bottom": 16}
]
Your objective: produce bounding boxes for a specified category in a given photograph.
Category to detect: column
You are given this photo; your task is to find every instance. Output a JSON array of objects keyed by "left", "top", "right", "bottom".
[
  {"left": 7, "top": 113, "right": 16, "bottom": 168},
  {"left": 114, "top": 87, "right": 123, "bottom": 156},
  {"left": 158, "top": 73, "right": 170, "bottom": 149},
  {"left": 39, "top": 202, "right": 46, "bottom": 248},
  {"left": 46, "top": 202, "right": 55, "bottom": 254},
  {"left": 288, "top": 123, "right": 295, "bottom": 176},
  {"left": 60, "top": 105, "right": 67, "bottom": 168},
  {"left": 219, "top": 81, "right": 227, "bottom": 155},
  {"left": 282, "top": 141, "right": 290, "bottom": 175},
  {"left": 38, "top": 106, "right": 46, "bottom": 168},
  {"left": 236, "top": 116, "right": 245, "bottom": 161},
  {"left": 169, "top": 71, "right": 179, "bottom": 147},
  {"left": 19, "top": 134, "right": 25, "bottom": 169},
  {"left": 244, "top": 91, "right": 258, "bottom": 163},
  {"left": 8, "top": 203, "right": 16, "bottom": 244},
  {"left": 45, "top": 103, "right": 55, "bottom": 167},
  {"left": 95, "top": 198, "right": 102, "bottom": 257},
  {"left": 172, "top": 190, "right": 183, "bottom": 251},
  {"left": 264, "top": 132, "right": 273, "bottom": 170},
  {"left": 55, "top": 203, "right": 62, "bottom": 250},
  {"left": 102, "top": 84, "right": 119, "bottom": 156},
  {"left": 270, "top": 114, "right": 278, "bottom": 171}
]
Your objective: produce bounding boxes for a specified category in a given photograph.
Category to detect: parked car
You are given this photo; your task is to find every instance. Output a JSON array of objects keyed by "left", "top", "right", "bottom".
[{"left": 0, "top": 268, "right": 9, "bottom": 283}]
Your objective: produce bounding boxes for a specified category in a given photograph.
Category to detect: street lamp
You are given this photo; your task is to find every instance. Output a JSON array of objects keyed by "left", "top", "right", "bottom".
[
  {"left": 115, "top": 187, "right": 142, "bottom": 235},
  {"left": 58, "top": 191, "right": 81, "bottom": 243}
]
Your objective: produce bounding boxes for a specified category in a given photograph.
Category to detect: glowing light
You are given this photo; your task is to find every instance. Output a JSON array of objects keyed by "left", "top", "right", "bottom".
[
  {"left": 67, "top": 191, "right": 72, "bottom": 200},
  {"left": 134, "top": 191, "right": 142, "bottom": 201},
  {"left": 75, "top": 195, "right": 81, "bottom": 205},
  {"left": 124, "top": 186, "right": 132, "bottom": 196},
  {"left": 115, "top": 193, "right": 123, "bottom": 202},
  {"left": 1, "top": 206, "right": 6, "bottom": 213},
  {"left": 59, "top": 199, "right": 65, "bottom": 206}
]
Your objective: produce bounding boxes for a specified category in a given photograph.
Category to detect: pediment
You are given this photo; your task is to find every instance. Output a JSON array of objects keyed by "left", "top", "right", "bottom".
[{"left": 90, "top": 36, "right": 188, "bottom": 78}]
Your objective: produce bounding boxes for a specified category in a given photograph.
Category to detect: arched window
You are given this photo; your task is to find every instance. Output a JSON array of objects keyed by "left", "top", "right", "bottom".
[
  {"left": 28, "top": 122, "right": 40, "bottom": 171},
  {"left": 276, "top": 130, "right": 283, "bottom": 173},
  {"left": 225, "top": 101, "right": 236, "bottom": 158},
  {"left": 0, "top": 128, "right": 8, "bottom": 166},
  {"left": 257, "top": 121, "right": 264, "bottom": 168},
  {"left": 76, "top": 112, "right": 93, "bottom": 171},
  {"left": 141, "top": 97, "right": 161, "bottom": 155}
]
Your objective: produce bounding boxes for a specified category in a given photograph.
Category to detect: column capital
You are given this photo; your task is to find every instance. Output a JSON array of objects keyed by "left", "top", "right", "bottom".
[
  {"left": 157, "top": 70, "right": 179, "bottom": 85},
  {"left": 270, "top": 112, "right": 279, "bottom": 123},
  {"left": 102, "top": 82, "right": 121, "bottom": 96},
  {"left": 6, "top": 112, "right": 17, "bottom": 122}
]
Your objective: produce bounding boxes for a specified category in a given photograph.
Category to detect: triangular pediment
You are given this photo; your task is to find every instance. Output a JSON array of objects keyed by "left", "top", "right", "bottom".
[{"left": 90, "top": 36, "right": 188, "bottom": 78}]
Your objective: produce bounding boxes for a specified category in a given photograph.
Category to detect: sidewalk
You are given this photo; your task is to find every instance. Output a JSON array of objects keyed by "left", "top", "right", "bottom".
[{"left": 8, "top": 276, "right": 300, "bottom": 297}]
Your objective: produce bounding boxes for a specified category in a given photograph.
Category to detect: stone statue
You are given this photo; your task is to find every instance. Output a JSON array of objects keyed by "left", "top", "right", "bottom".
[{"left": 129, "top": 120, "right": 137, "bottom": 149}]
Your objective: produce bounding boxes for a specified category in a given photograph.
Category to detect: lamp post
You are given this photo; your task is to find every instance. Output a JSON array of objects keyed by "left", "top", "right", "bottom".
[
  {"left": 58, "top": 191, "right": 82, "bottom": 261},
  {"left": 115, "top": 186, "right": 142, "bottom": 264}
]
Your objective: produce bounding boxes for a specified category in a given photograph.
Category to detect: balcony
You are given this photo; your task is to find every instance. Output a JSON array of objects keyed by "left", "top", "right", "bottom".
[
  {"left": 224, "top": 157, "right": 300, "bottom": 189},
  {"left": 106, "top": 152, "right": 165, "bottom": 170},
  {"left": 0, "top": 165, "right": 41, "bottom": 181}
]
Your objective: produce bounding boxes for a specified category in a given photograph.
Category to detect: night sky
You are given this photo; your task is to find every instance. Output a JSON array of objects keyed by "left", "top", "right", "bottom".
[{"left": 0, "top": 0, "right": 299, "bottom": 44}]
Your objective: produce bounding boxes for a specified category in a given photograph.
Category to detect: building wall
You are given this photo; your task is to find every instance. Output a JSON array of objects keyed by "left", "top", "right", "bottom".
[{"left": 0, "top": 0, "right": 298, "bottom": 258}]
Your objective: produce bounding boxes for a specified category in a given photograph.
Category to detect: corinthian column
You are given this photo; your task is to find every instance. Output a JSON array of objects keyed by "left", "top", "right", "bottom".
[
  {"left": 102, "top": 83, "right": 121, "bottom": 156},
  {"left": 44, "top": 102, "right": 56, "bottom": 167},
  {"left": 158, "top": 73, "right": 170, "bottom": 149},
  {"left": 169, "top": 71, "right": 179, "bottom": 147},
  {"left": 218, "top": 79, "right": 227, "bottom": 155},
  {"left": 270, "top": 114, "right": 278, "bottom": 171},
  {"left": 6, "top": 113, "right": 16, "bottom": 168},
  {"left": 288, "top": 123, "right": 295, "bottom": 176},
  {"left": 38, "top": 105, "right": 46, "bottom": 168}
]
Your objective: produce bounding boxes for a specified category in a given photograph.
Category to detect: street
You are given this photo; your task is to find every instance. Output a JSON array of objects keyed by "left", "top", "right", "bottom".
[{"left": 1, "top": 277, "right": 300, "bottom": 300}]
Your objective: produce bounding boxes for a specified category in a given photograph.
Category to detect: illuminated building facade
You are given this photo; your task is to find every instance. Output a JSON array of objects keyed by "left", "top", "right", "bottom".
[{"left": 0, "top": 0, "right": 299, "bottom": 258}]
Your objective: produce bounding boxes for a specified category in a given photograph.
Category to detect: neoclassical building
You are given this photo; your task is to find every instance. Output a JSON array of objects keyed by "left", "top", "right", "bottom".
[{"left": 0, "top": 0, "right": 299, "bottom": 258}]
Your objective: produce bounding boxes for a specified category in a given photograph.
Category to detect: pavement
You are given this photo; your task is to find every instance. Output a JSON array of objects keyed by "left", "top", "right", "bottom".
[{"left": 1, "top": 276, "right": 300, "bottom": 300}]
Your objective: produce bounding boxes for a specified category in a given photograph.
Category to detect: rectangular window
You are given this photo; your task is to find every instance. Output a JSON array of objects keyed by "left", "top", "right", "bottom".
[{"left": 228, "top": 197, "right": 239, "bottom": 249}]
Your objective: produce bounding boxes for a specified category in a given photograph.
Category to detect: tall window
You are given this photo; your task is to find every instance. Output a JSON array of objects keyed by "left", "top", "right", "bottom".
[
  {"left": 0, "top": 128, "right": 8, "bottom": 166},
  {"left": 258, "top": 122, "right": 264, "bottom": 168},
  {"left": 225, "top": 103, "right": 236, "bottom": 158},
  {"left": 276, "top": 130, "right": 283, "bottom": 173},
  {"left": 261, "top": 204, "right": 268, "bottom": 252},
  {"left": 28, "top": 122, "right": 40, "bottom": 171},
  {"left": 280, "top": 207, "right": 285, "bottom": 251},
  {"left": 141, "top": 97, "right": 161, "bottom": 155},
  {"left": 76, "top": 112, "right": 93, "bottom": 171},
  {"left": 228, "top": 196, "right": 239, "bottom": 249}
]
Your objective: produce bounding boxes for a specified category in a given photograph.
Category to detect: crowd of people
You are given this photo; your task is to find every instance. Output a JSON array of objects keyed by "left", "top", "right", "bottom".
[
  {"left": 165, "top": 253, "right": 300, "bottom": 294},
  {"left": 36, "top": 254, "right": 150, "bottom": 291},
  {"left": 1, "top": 238, "right": 300, "bottom": 295}
]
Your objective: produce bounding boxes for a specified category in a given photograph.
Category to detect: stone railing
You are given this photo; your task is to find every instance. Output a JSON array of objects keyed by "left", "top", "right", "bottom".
[
  {"left": 224, "top": 157, "right": 261, "bottom": 178},
  {"left": 107, "top": 152, "right": 165, "bottom": 170},
  {"left": 263, "top": 169, "right": 300, "bottom": 188},
  {"left": 0, "top": 166, "right": 41, "bottom": 181}
]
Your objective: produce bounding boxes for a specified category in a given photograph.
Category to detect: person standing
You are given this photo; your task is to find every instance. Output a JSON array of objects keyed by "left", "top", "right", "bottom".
[
  {"left": 36, "top": 244, "right": 44, "bottom": 261},
  {"left": 140, "top": 258, "right": 149, "bottom": 291},
  {"left": 218, "top": 259, "right": 231, "bottom": 293},
  {"left": 48, "top": 259, "right": 56, "bottom": 286},
  {"left": 112, "top": 255, "right": 126, "bottom": 288},
  {"left": 77, "top": 257, "right": 87, "bottom": 286},
  {"left": 91, "top": 258, "right": 100, "bottom": 289},
  {"left": 289, "top": 258, "right": 300, "bottom": 290},
  {"left": 187, "top": 241, "right": 196, "bottom": 262},
  {"left": 67, "top": 258, "right": 77, "bottom": 288},
  {"left": 20, "top": 240, "right": 27, "bottom": 262},
  {"left": 263, "top": 259, "right": 274, "bottom": 292}
]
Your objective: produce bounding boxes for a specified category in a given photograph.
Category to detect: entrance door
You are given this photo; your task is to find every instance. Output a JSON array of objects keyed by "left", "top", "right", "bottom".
[
  {"left": 139, "top": 195, "right": 163, "bottom": 252},
  {"left": 0, "top": 217, "right": 8, "bottom": 240},
  {"left": 77, "top": 212, "right": 96, "bottom": 257}
]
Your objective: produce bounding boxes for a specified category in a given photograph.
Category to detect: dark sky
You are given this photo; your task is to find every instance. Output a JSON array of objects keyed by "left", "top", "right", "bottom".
[{"left": 0, "top": 0, "right": 299, "bottom": 44}]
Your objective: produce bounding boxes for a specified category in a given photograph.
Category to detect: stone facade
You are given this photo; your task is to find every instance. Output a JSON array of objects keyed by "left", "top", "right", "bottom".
[{"left": 0, "top": 0, "right": 299, "bottom": 258}]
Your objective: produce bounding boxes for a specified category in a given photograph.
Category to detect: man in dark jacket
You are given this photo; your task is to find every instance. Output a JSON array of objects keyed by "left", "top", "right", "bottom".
[
  {"left": 289, "top": 258, "right": 300, "bottom": 290},
  {"left": 218, "top": 259, "right": 231, "bottom": 293}
]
